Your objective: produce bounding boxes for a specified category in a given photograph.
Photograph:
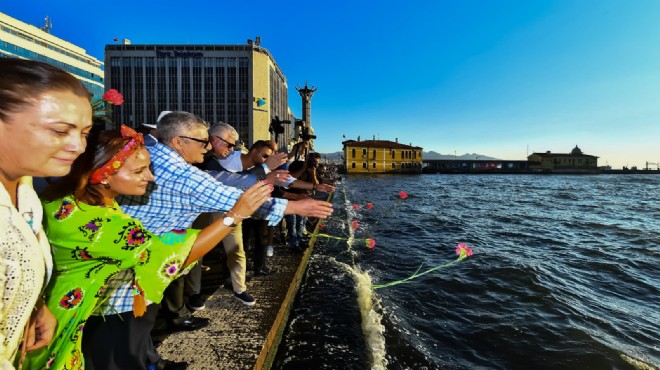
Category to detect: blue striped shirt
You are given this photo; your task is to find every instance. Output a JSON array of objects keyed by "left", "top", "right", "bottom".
[{"left": 118, "top": 143, "right": 287, "bottom": 235}]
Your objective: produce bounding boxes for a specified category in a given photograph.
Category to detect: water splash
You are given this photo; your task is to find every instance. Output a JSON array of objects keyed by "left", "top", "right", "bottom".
[{"left": 337, "top": 181, "right": 387, "bottom": 369}]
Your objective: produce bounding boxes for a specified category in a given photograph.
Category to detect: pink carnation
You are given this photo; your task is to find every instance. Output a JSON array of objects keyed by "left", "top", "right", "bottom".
[
  {"left": 366, "top": 202, "right": 373, "bottom": 210},
  {"left": 352, "top": 220, "right": 358, "bottom": 230},
  {"left": 398, "top": 191, "right": 409, "bottom": 199},
  {"left": 455, "top": 243, "right": 474, "bottom": 257},
  {"left": 352, "top": 204, "right": 359, "bottom": 210},
  {"left": 366, "top": 238, "right": 376, "bottom": 249},
  {"left": 103, "top": 88, "right": 124, "bottom": 105}
]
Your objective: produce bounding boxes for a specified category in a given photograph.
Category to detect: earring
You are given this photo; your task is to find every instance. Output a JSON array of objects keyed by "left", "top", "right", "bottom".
[{"left": 101, "top": 182, "right": 110, "bottom": 189}]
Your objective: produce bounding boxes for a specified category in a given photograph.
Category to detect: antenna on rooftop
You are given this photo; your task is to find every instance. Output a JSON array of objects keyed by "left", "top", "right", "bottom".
[{"left": 42, "top": 16, "right": 52, "bottom": 33}]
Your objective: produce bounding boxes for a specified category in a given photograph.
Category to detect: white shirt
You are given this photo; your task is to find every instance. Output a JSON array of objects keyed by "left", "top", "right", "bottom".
[
  {"left": 218, "top": 150, "right": 243, "bottom": 172},
  {"left": 0, "top": 177, "right": 52, "bottom": 369}
]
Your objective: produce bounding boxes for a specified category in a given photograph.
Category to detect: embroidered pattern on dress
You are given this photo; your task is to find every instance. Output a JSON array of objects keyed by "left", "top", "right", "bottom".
[
  {"left": 71, "top": 246, "right": 94, "bottom": 260},
  {"left": 113, "top": 221, "right": 150, "bottom": 250},
  {"left": 162, "top": 260, "right": 182, "bottom": 278},
  {"left": 59, "top": 288, "right": 84, "bottom": 309},
  {"left": 78, "top": 217, "right": 110, "bottom": 241},
  {"left": 54, "top": 200, "right": 74, "bottom": 220}
]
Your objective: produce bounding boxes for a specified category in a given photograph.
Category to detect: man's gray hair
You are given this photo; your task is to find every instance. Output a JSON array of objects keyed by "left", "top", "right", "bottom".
[
  {"left": 157, "top": 111, "right": 209, "bottom": 143},
  {"left": 209, "top": 122, "right": 239, "bottom": 140}
]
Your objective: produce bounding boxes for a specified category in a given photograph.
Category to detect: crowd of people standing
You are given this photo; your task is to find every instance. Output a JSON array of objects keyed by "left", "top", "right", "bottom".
[{"left": 0, "top": 58, "right": 335, "bottom": 370}]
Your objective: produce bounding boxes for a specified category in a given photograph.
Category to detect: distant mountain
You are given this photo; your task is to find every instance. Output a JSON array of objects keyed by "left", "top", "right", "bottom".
[
  {"left": 423, "top": 151, "right": 499, "bottom": 160},
  {"left": 318, "top": 151, "right": 343, "bottom": 160}
]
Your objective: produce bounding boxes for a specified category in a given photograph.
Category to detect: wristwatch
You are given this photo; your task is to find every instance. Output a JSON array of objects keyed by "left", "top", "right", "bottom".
[{"left": 223, "top": 215, "right": 238, "bottom": 227}]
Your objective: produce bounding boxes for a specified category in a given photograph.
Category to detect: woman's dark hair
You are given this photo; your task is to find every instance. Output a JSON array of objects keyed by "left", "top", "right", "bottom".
[
  {"left": 42, "top": 130, "right": 145, "bottom": 206},
  {"left": 0, "top": 58, "right": 90, "bottom": 122}
]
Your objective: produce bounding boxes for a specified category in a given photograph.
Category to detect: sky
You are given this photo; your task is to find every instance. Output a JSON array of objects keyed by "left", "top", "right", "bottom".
[{"left": 3, "top": 0, "right": 660, "bottom": 169}]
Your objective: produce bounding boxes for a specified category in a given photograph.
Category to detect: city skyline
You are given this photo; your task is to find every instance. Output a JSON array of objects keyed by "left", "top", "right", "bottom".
[{"left": 2, "top": 1, "right": 659, "bottom": 169}]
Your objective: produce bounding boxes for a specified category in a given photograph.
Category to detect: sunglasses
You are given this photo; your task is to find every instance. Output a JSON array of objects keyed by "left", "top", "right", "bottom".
[
  {"left": 214, "top": 136, "right": 236, "bottom": 148},
  {"left": 179, "top": 135, "right": 210, "bottom": 147}
]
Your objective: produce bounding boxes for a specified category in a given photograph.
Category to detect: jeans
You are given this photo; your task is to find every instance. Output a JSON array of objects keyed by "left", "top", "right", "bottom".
[{"left": 285, "top": 214, "right": 307, "bottom": 249}]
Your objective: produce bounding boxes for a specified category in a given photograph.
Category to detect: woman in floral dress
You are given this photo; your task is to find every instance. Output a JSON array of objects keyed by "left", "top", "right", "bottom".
[{"left": 26, "top": 126, "right": 272, "bottom": 369}]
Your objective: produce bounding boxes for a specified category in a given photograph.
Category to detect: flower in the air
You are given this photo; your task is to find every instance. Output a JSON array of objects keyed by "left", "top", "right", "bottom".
[
  {"left": 366, "top": 238, "right": 376, "bottom": 249},
  {"left": 352, "top": 204, "right": 359, "bottom": 210},
  {"left": 398, "top": 191, "right": 408, "bottom": 199},
  {"left": 366, "top": 202, "right": 373, "bottom": 210},
  {"left": 103, "top": 88, "right": 124, "bottom": 105},
  {"left": 352, "top": 220, "right": 358, "bottom": 229},
  {"left": 455, "top": 243, "right": 473, "bottom": 258}
]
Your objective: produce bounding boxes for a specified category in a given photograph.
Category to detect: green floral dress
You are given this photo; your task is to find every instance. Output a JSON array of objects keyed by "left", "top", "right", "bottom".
[{"left": 24, "top": 196, "right": 198, "bottom": 369}]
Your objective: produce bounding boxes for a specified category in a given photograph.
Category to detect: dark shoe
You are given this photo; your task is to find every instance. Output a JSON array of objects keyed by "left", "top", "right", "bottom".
[
  {"left": 187, "top": 294, "right": 205, "bottom": 311},
  {"left": 150, "top": 359, "right": 188, "bottom": 370},
  {"left": 168, "top": 316, "right": 209, "bottom": 332},
  {"left": 234, "top": 291, "right": 256, "bottom": 306},
  {"left": 253, "top": 268, "right": 271, "bottom": 277}
]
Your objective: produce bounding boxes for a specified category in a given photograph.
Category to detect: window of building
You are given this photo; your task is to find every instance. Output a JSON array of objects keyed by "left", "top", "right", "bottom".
[
  {"left": 352, "top": 162, "right": 356, "bottom": 168},
  {"left": 372, "top": 149, "right": 376, "bottom": 158},
  {"left": 362, "top": 148, "right": 367, "bottom": 156},
  {"left": 362, "top": 162, "right": 367, "bottom": 168},
  {"left": 352, "top": 148, "right": 356, "bottom": 158},
  {"left": 392, "top": 163, "right": 396, "bottom": 168},
  {"left": 372, "top": 162, "right": 376, "bottom": 168},
  {"left": 391, "top": 150, "right": 395, "bottom": 158}
]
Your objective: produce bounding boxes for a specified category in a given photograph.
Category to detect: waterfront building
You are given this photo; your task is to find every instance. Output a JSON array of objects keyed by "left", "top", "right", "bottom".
[
  {"left": 104, "top": 39, "right": 294, "bottom": 146},
  {"left": 423, "top": 159, "right": 529, "bottom": 173},
  {"left": 0, "top": 12, "right": 104, "bottom": 99},
  {"left": 527, "top": 145, "right": 598, "bottom": 171},
  {"left": 342, "top": 138, "right": 423, "bottom": 173}
]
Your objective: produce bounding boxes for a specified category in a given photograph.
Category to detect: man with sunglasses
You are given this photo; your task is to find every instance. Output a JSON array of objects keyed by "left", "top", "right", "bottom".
[{"left": 116, "top": 112, "right": 332, "bottom": 369}]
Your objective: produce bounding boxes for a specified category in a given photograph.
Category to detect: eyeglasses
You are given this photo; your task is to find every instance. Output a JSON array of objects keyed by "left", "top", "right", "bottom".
[
  {"left": 179, "top": 135, "right": 210, "bottom": 147},
  {"left": 214, "top": 136, "right": 236, "bottom": 148}
]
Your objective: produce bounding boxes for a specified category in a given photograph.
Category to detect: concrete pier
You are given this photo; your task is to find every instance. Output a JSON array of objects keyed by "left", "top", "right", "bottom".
[{"left": 155, "top": 225, "right": 320, "bottom": 369}]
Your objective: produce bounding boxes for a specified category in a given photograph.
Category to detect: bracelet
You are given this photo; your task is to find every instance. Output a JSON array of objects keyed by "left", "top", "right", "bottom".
[{"left": 228, "top": 210, "right": 249, "bottom": 220}]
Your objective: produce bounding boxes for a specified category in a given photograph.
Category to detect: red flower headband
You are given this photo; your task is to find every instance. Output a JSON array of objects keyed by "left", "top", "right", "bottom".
[{"left": 89, "top": 125, "right": 144, "bottom": 184}]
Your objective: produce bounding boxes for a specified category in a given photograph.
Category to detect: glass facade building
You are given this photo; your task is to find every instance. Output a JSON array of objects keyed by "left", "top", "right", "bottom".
[
  {"left": 105, "top": 44, "right": 292, "bottom": 147},
  {"left": 0, "top": 12, "right": 104, "bottom": 99}
]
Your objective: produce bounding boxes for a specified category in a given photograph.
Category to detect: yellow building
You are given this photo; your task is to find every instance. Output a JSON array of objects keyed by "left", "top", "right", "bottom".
[
  {"left": 342, "top": 139, "right": 423, "bottom": 173},
  {"left": 528, "top": 145, "right": 598, "bottom": 171}
]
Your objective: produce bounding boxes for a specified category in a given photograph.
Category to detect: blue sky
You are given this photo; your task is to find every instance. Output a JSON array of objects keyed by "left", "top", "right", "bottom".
[{"left": 3, "top": 0, "right": 660, "bottom": 168}]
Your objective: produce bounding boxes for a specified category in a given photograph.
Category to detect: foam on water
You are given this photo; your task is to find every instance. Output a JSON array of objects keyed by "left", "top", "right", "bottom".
[{"left": 340, "top": 182, "right": 388, "bottom": 369}]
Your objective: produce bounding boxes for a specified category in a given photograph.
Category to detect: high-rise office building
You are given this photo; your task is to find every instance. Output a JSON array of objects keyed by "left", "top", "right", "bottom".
[
  {"left": 105, "top": 41, "right": 293, "bottom": 146},
  {"left": 0, "top": 12, "right": 104, "bottom": 99}
]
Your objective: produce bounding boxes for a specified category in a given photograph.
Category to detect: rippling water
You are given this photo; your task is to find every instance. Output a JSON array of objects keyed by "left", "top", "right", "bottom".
[{"left": 274, "top": 175, "right": 660, "bottom": 370}]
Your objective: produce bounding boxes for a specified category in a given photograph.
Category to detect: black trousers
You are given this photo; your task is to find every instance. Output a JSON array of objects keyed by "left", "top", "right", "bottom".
[
  {"left": 161, "top": 276, "right": 191, "bottom": 320},
  {"left": 82, "top": 303, "right": 160, "bottom": 370},
  {"left": 242, "top": 218, "right": 269, "bottom": 271}
]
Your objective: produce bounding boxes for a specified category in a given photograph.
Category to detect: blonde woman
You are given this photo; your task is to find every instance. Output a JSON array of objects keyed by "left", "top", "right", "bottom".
[{"left": 0, "top": 58, "right": 92, "bottom": 369}]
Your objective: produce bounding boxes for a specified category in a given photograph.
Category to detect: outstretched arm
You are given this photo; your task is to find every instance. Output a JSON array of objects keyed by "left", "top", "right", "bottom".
[{"left": 184, "top": 181, "right": 273, "bottom": 266}]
